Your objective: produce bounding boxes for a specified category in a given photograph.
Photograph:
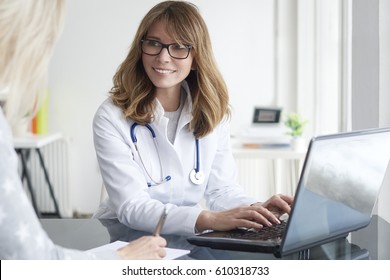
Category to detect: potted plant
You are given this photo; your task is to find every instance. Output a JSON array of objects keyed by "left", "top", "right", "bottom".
[{"left": 284, "top": 113, "right": 307, "bottom": 151}]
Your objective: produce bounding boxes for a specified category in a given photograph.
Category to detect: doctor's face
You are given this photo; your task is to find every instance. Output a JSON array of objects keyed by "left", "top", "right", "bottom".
[{"left": 141, "top": 20, "right": 194, "bottom": 93}]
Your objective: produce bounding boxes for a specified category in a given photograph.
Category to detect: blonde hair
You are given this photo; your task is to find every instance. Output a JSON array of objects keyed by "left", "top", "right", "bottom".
[
  {"left": 0, "top": 0, "right": 65, "bottom": 135},
  {"left": 111, "top": 0, "right": 230, "bottom": 138}
]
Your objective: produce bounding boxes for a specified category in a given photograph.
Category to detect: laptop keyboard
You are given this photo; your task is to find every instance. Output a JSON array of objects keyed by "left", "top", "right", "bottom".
[{"left": 224, "top": 221, "right": 287, "bottom": 240}]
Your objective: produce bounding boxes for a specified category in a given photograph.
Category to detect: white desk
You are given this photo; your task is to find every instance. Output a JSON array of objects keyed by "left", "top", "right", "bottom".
[
  {"left": 232, "top": 142, "right": 307, "bottom": 197},
  {"left": 14, "top": 132, "right": 62, "bottom": 218},
  {"left": 13, "top": 132, "right": 63, "bottom": 149}
]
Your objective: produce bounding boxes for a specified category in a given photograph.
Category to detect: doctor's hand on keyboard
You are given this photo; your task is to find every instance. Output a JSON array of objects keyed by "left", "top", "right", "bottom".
[
  {"left": 195, "top": 194, "right": 293, "bottom": 233},
  {"left": 252, "top": 194, "right": 293, "bottom": 218}
]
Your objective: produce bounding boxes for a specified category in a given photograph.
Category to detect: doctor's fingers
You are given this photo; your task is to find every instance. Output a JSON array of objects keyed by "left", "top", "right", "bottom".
[
  {"left": 279, "top": 193, "right": 294, "bottom": 204},
  {"left": 262, "top": 194, "right": 293, "bottom": 214},
  {"left": 228, "top": 207, "right": 279, "bottom": 228},
  {"left": 275, "top": 193, "right": 294, "bottom": 209},
  {"left": 245, "top": 206, "right": 281, "bottom": 226}
]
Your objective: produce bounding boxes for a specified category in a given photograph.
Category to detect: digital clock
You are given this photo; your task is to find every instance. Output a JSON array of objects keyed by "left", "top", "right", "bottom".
[{"left": 252, "top": 107, "right": 282, "bottom": 124}]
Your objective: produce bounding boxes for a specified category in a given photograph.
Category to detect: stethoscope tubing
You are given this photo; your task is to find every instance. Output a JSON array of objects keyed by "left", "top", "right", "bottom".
[
  {"left": 131, "top": 123, "right": 155, "bottom": 143},
  {"left": 130, "top": 122, "right": 204, "bottom": 186},
  {"left": 130, "top": 123, "right": 168, "bottom": 186},
  {"left": 194, "top": 138, "right": 200, "bottom": 173}
]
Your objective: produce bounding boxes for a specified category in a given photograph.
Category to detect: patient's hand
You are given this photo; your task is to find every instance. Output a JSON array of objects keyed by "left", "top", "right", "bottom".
[{"left": 116, "top": 235, "right": 167, "bottom": 260}]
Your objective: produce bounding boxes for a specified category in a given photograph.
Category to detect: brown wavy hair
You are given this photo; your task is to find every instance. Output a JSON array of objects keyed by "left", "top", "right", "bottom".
[{"left": 110, "top": 1, "right": 230, "bottom": 138}]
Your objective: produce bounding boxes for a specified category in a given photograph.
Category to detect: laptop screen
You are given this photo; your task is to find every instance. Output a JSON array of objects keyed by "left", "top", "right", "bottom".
[{"left": 281, "top": 128, "right": 390, "bottom": 256}]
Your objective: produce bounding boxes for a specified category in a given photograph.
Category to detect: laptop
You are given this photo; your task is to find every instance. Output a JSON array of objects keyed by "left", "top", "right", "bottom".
[{"left": 187, "top": 127, "right": 390, "bottom": 258}]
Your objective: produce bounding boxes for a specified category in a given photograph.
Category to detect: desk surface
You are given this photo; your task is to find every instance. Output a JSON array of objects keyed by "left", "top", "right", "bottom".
[{"left": 40, "top": 215, "right": 389, "bottom": 260}]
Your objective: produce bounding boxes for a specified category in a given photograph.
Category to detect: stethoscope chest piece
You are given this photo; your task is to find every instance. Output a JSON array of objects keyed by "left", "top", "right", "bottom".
[{"left": 190, "top": 169, "right": 205, "bottom": 185}]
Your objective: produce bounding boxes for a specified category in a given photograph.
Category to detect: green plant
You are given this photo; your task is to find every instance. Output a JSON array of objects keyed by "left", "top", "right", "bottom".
[{"left": 284, "top": 113, "right": 307, "bottom": 137}]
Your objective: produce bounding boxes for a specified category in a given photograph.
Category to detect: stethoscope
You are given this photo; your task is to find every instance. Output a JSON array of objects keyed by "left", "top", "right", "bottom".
[{"left": 130, "top": 123, "right": 205, "bottom": 187}]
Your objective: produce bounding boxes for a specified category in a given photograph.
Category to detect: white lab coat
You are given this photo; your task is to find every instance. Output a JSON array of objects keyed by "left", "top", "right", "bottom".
[{"left": 93, "top": 82, "right": 257, "bottom": 236}]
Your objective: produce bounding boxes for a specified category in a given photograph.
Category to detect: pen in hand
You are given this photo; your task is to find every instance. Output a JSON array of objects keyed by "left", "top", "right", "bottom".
[{"left": 154, "top": 207, "right": 168, "bottom": 236}]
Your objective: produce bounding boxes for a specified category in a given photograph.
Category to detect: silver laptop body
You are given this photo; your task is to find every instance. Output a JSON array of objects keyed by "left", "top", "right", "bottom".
[{"left": 187, "top": 127, "right": 390, "bottom": 257}]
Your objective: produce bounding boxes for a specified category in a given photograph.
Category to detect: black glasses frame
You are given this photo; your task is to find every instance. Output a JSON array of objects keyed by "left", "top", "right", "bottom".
[{"left": 141, "top": 39, "right": 192, "bottom": 59}]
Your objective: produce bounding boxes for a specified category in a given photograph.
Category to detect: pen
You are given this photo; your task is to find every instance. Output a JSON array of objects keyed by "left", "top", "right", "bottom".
[{"left": 154, "top": 207, "right": 168, "bottom": 236}]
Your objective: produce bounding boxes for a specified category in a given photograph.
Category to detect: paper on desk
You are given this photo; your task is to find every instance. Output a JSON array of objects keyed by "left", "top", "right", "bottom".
[{"left": 88, "top": 240, "right": 190, "bottom": 260}]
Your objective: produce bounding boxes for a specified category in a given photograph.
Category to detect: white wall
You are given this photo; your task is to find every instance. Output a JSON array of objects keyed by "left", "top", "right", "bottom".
[
  {"left": 48, "top": 0, "right": 275, "bottom": 214},
  {"left": 350, "top": 0, "right": 390, "bottom": 223},
  {"left": 379, "top": 0, "right": 390, "bottom": 223},
  {"left": 338, "top": 2, "right": 390, "bottom": 260}
]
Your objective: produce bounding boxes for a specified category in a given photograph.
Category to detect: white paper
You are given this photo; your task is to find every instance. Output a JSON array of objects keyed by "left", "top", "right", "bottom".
[{"left": 88, "top": 240, "right": 190, "bottom": 260}]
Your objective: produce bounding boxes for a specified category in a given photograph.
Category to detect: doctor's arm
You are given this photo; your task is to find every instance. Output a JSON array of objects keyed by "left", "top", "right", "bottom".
[{"left": 196, "top": 123, "right": 292, "bottom": 232}]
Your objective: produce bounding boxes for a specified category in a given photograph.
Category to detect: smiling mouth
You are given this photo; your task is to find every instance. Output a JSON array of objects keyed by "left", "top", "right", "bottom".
[{"left": 153, "top": 67, "right": 175, "bottom": 74}]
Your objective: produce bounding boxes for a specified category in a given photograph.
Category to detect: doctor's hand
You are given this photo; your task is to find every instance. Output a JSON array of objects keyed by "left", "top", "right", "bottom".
[
  {"left": 116, "top": 235, "right": 167, "bottom": 260},
  {"left": 252, "top": 193, "right": 293, "bottom": 218},
  {"left": 195, "top": 203, "right": 288, "bottom": 233}
]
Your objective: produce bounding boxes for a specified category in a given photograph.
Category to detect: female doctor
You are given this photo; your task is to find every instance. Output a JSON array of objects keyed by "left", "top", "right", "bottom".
[{"left": 93, "top": 0, "right": 293, "bottom": 236}]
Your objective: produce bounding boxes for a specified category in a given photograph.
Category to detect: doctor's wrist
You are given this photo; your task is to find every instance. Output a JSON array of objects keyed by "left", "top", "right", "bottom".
[{"left": 195, "top": 210, "right": 213, "bottom": 233}]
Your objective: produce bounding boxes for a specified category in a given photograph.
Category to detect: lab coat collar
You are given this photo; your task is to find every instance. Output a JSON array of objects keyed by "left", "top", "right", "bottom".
[{"left": 152, "top": 80, "right": 193, "bottom": 128}]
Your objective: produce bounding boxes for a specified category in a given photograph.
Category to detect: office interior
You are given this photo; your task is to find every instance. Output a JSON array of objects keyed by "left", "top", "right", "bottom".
[{"left": 2, "top": 0, "right": 389, "bottom": 257}]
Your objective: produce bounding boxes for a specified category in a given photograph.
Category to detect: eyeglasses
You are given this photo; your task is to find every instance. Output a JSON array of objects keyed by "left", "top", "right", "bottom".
[{"left": 141, "top": 39, "right": 192, "bottom": 59}]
